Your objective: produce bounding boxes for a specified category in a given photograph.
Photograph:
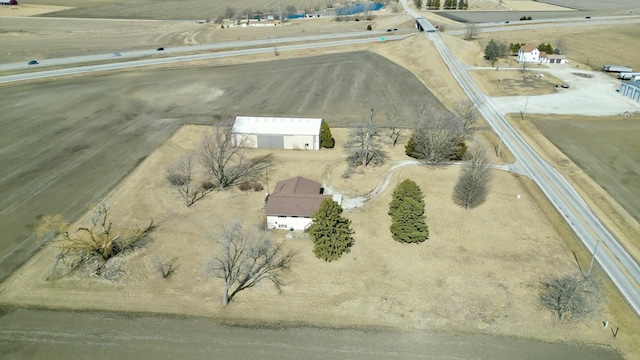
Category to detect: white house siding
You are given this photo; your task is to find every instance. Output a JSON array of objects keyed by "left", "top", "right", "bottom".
[
  {"left": 518, "top": 47, "right": 540, "bottom": 63},
  {"left": 233, "top": 134, "right": 258, "bottom": 148},
  {"left": 283, "top": 135, "right": 319, "bottom": 150},
  {"left": 267, "top": 215, "right": 313, "bottom": 231}
]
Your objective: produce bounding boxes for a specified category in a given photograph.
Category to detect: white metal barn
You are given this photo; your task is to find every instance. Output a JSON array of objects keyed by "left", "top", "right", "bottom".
[
  {"left": 619, "top": 81, "right": 640, "bottom": 102},
  {"left": 232, "top": 116, "right": 323, "bottom": 150}
]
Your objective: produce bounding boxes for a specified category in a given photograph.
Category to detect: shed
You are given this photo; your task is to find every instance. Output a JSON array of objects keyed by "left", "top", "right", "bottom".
[
  {"left": 232, "top": 116, "right": 322, "bottom": 150},
  {"left": 619, "top": 81, "right": 640, "bottom": 102}
]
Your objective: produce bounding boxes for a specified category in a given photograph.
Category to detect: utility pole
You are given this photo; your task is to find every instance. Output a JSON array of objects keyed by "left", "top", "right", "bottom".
[{"left": 587, "top": 238, "right": 601, "bottom": 277}]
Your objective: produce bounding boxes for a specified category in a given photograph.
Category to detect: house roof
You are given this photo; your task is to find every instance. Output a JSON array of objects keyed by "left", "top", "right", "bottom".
[
  {"left": 233, "top": 116, "right": 323, "bottom": 136},
  {"left": 265, "top": 176, "right": 332, "bottom": 217},
  {"left": 519, "top": 44, "right": 538, "bottom": 53},
  {"left": 547, "top": 54, "right": 566, "bottom": 59}
]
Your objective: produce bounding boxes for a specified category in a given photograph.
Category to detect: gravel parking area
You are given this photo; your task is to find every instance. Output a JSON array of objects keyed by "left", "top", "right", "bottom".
[{"left": 490, "top": 64, "right": 640, "bottom": 115}]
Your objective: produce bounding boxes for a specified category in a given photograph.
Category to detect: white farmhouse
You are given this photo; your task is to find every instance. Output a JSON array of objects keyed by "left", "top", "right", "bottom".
[
  {"left": 232, "top": 116, "right": 323, "bottom": 150},
  {"left": 518, "top": 44, "right": 541, "bottom": 63},
  {"left": 265, "top": 176, "right": 342, "bottom": 231}
]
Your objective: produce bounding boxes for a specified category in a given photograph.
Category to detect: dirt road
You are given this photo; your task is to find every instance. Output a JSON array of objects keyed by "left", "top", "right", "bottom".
[{"left": 0, "top": 307, "right": 622, "bottom": 360}]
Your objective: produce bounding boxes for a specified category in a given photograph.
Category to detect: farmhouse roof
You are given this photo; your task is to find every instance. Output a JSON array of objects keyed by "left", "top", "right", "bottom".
[
  {"left": 539, "top": 51, "right": 548, "bottom": 59},
  {"left": 519, "top": 44, "right": 537, "bottom": 53},
  {"left": 232, "top": 116, "right": 323, "bottom": 136},
  {"left": 265, "top": 176, "right": 332, "bottom": 217}
]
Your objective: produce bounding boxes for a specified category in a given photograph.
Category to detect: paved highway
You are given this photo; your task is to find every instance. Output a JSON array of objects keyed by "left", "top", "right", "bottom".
[
  {"left": 0, "top": 34, "right": 409, "bottom": 84},
  {"left": 399, "top": 1, "right": 640, "bottom": 315},
  {"left": 444, "top": 15, "right": 640, "bottom": 34},
  {"left": 0, "top": 30, "right": 404, "bottom": 72}
]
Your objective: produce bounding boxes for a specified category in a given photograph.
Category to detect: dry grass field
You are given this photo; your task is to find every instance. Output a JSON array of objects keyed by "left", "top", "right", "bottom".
[{"left": 0, "top": 125, "right": 630, "bottom": 357}]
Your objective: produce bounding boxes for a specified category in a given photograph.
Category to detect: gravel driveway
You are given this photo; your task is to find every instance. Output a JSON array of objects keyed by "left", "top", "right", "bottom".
[{"left": 489, "top": 64, "right": 640, "bottom": 116}]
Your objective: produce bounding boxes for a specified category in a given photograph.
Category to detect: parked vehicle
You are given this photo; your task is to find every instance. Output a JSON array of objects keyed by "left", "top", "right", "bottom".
[
  {"left": 603, "top": 65, "right": 633, "bottom": 73},
  {"left": 617, "top": 72, "right": 640, "bottom": 80}
]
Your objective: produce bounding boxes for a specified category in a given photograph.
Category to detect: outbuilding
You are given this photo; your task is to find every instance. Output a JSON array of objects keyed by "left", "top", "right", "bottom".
[
  {"left": 232, "top": 116, "right": 323, "bottom": 150},
  {"left": 619, "top": 81, "right": 640, "bottom": 102}
]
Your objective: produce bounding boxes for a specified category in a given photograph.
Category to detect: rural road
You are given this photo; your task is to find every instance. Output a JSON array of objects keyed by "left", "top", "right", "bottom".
[{"left": 399, "top": 0, "right": 640, "bottom": 316}]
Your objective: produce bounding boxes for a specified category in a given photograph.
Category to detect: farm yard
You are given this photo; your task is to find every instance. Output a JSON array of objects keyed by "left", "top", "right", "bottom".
[
  {"left": 2, "top": 0, "right": 640, "bottom": 358},
  {"left": 0, "top": 123, "right": 629, "bottom": 357}
]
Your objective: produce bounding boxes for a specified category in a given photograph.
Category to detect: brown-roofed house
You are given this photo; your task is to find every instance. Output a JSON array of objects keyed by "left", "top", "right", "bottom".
[{"left": 265, "top": 176, "right": 341, "bottom": 231}]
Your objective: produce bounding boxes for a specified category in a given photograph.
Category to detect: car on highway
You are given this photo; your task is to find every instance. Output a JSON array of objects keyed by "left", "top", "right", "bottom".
[
  {"left": 157, "top": 47, "right": 165, "bottom": 51},
  {"left": 112, "top": 52, "right": 121, "bottom": 57},
  {"left": 28, "top": 60, "right": 39, "bottom": 65},
  {"left": 585, "top": 16, "right": 591, "bottom": 19}
]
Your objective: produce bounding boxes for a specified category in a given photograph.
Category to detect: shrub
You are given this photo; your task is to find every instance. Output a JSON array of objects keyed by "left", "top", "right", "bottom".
[
  {"left": 253, "top": 182, "right": 264, "bottom": 192},
  {"left": 367, "top": 24, "right": 372, "bottom": 30},
  {"left": 201, "top": 181, "right": 215, "bottom": 191},
  {"left": 238, "top": 182, "right": 252, "bottom": 191}
]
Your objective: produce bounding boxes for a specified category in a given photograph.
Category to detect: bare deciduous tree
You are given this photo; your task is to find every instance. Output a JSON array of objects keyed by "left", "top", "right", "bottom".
[
  {"left": 384, "top": 102, "right": 402, "bottom": 148},
  {"left": 166, "top": 153, "right": 197, "bottom": 208},
  {"left": 343, "top": 108, "right": 387, "bottom": 168},
  {"left": 157, "top": 256, "right": 178, "bottom": 280},
  {"left": 410, "top": 109, "right": 465, "bottom": 165},
  {"left": 199, "top": 118, "right": 274, "bottom": 189},
  {"left": 555, "top": 38, "right": 569, "bottom": 55},
  {"left": 464, "top": 22, "right": 479, "bottom": 40},
  {"left": 539, "top": 273, "right": 600, "bottom": 321},
  {"left": 36, "top": 202, "right": 154, "bottom": 279},
  {"left": 452, "top": 144, "right": 493, "bottom": 209},
  {"left": 454, "top": 99, "right": 479, "bottom": 136},
  {"left": 207, "top": 221, "right": 296, "bottom": 305}
]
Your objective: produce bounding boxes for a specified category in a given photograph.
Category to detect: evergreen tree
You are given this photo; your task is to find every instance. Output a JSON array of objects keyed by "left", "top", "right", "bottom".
[
  {"left": 389, "top": 179, "right": 424, "bottom": 217},
  {"left": 320, "top": 121, "right": 335, "bottom": 148},
  {"left": 390, "top": 198, "right": 429, "bottom": 243},
  {"left": 308, "top": 199, "right": 354, "bottom": 262},
  {"left": 389, "top": 179, "right": 429, "bottom": 243},
  {"left": 434, "top": 0, "right": 441, "bottom": 9},
  {"left": 405, "top": 136, "right": 417, "bottom": 159}
]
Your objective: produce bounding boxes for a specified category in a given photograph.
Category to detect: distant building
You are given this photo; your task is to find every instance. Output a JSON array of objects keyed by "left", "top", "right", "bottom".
[
  {"left": 518, "top": 45, "right": 568, "bottom": 64},
  {"left": 232, "top": 116, "right": 323, "bottom": 150},
  {"left": 265, "top": 176, "right": 342, "bottom": 231},
  {"left": 619, "top": 81, "right": 640, "bottom": 102},
  {"left": 518, "top": 45, "right": 540, "bottom": 63}
]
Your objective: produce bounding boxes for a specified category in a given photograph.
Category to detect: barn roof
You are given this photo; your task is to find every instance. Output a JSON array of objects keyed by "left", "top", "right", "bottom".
[
  {"left": 265, "top": 176, "right": 332, "bottom": 217},
  {"left": 233, "top": 116, "right": 323, "bottom": 136}
]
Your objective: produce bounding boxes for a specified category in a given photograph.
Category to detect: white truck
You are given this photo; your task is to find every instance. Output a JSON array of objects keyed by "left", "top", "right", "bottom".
[
  {"left": 618, "top": 72, "right": 640, "bottom": 80},
  {"left": 603, "top": 65, "right": 633, "bottom": 73}
]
